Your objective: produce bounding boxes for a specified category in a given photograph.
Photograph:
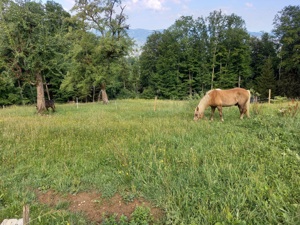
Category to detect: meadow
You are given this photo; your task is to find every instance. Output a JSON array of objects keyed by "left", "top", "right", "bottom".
[{"left": 0, "top": 99, "right": 299, "bottom": 224}]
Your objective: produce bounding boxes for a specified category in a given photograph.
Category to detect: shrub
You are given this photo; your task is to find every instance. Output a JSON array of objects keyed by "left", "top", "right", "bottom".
[{"left": 278, "top": 101, "right": 299, "bottom": 117}]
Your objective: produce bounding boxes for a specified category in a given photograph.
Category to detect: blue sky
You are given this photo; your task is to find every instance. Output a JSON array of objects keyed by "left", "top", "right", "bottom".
[{"left": 50, "top": 0, "right": 299, "bottom": 32}]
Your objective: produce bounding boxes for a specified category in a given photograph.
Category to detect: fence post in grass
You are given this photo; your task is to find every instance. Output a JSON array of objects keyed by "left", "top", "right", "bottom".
[
  {"left": 154, "top": 96, "right": 157, "bottom": 111},
  {"left": 268, "top": 89, "right": 271, "bottom": 104},
  {"left": 23, "top": 204, "right": 29, "bottom": 225},
  {"left": 76, "top": 97, "right": 79, "bottom": 109}
]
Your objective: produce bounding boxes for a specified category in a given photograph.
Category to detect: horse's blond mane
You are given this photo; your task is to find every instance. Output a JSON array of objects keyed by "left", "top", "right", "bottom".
[{"left": 197, "top": 92, "right": 211, "bottom": 114}]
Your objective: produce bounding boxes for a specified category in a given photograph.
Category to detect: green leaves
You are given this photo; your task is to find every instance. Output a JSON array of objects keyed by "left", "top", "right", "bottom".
[
  {"left": 255, "top": 58, "right": 276, "bottom": 98},
  {"left": 60, "top": 0, "right": 133, "bottom": 101},
  {"left": 273, "top": 5, "right": 300, "bottom": 97},
  {"left": 140, "top": 12, "right": 251, "bottom": 99},
  {"left": 0, "top": 0, "right": 71, "bottom": 107}
]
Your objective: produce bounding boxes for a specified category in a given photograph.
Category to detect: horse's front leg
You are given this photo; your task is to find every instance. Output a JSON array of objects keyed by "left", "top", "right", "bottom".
[
  {"left": 210, "top": 106, "right": 216, "bottom": 121},
  {"left": 217, "top": 106, "right": 224, "bottom": 122}
]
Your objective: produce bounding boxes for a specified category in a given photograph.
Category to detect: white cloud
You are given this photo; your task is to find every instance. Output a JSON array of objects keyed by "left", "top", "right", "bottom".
[
  {"left": 144, "top": 0, "right": 165, "bottom": 10},
  {"left": 245, "top": 2, "right": 253, "bottom": 8},
  {"left": 125, "top": 0, "right": 167, "bottom": 11}
]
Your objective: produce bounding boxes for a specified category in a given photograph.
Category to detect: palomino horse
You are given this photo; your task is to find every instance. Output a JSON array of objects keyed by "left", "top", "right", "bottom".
[{"left": 194, "top": 88, "right": 251, "bottom": 122}]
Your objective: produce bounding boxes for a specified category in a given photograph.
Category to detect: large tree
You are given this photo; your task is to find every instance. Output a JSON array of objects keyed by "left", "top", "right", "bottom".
[
  {"left": 60, "top": 30, "right": 99, "bottom": 102},
  {"left": 273, "top": 5, "right": 300, "bottom": 97},
  {"left": 0, "top": 0, "right": 70, "bottom": 113},
  {"left": 206, "top": 10, "right": 226, "bottom": 89},
  {"left": 207, "top": 11, "right": 251, "bottom": 89},
  {"left": 70, "top": 0, "right": 133, "bottom": 103},
  {"left": 256, "top": 57, "right": 276, "bottom": 99},
  {"left": 249, "top": 32, "right": 278, "bottom": 96},
  {"left": 139, "top": 31, "right": 163, "bottom": 98}
]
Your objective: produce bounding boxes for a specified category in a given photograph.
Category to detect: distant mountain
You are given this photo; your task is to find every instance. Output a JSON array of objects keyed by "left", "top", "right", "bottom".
[
  {"left": 127, "top": 29, "right": 263, "bottom": 49},
  {"left": 127, "top": 28, "right": 163, "bottom": 47}
]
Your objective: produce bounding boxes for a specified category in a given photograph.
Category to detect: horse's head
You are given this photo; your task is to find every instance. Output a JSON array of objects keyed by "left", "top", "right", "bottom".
[{"left": 194, "top": 106, "right": 204, "bottom": 121}]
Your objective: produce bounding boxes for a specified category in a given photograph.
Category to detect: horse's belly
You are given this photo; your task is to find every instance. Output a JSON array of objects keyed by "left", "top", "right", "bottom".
[{"left": 222, "top": 102, "right": 236, "bottom": 107}]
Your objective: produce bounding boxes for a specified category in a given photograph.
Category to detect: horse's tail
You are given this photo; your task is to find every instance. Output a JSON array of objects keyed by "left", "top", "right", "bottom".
[{"left": 246, "top": 90, "right": 251, "bottom": 117}]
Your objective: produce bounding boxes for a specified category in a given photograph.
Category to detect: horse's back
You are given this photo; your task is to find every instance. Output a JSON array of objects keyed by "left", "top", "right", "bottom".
[
  {"left": 228, "top": 88, "right": 250, "bottom": 105},
  {"left": 209, "top": 88, "right": 249, "bottom": 106},
  {"left": 221, "top": 88, "right": 249, "bottom": 97}
]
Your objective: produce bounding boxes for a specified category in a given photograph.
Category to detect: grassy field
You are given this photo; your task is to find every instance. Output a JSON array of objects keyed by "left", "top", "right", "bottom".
[{"left": 0, "top": 99, "right": 299, "bottom": 224}]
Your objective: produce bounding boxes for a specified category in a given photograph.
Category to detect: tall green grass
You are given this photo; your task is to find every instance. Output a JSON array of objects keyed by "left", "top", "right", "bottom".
[{"left": 0, "top": 100, "right": 299, "bottom": 224}]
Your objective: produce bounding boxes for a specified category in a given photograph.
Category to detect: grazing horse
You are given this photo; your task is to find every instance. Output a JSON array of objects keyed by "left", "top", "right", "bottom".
[{"left": 194, "top": 88, "right": 250, "bottom": 122}]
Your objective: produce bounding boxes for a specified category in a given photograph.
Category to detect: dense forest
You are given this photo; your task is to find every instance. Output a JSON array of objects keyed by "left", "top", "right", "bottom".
[{"left": 0, "top": 0, "right": 299, "bottom": 111}]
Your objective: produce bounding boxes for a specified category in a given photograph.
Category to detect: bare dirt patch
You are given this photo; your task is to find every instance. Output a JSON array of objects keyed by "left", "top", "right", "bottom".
[{"left": 36, "top": 190, "right": 164, "bottom": 224}]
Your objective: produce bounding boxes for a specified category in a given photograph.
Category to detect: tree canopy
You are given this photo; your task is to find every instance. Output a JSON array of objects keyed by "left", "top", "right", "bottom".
[
  {"left": 273, "top": 5, "right": 300, "bottom": 97},
  {"left": 0, "top": 0, "right": 71, "bottom": 111},
  {"left": 140, "top": 12, "right": 252, "bottom": 99},
  {"left": 0, "top": 1, "right": 300, "bottom": 106}
]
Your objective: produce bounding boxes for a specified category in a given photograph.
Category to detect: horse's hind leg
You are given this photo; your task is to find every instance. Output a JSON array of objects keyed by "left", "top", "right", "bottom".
[
  {"left": 238, "top": 105, "right": 246, "bottom": 119},
  {"left": 210, "top": 106, "right": 216, "bottom": 121},
  {"left": 217, "top": 106, "right": 224, "bottom": 122}
]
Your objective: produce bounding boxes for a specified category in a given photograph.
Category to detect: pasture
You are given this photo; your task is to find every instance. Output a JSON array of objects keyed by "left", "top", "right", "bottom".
[{"left": 0, "top": 99, "right": 299, "bottom": 224}]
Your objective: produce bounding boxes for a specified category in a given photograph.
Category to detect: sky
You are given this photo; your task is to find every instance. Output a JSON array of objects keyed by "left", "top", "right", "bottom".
[{"left": 49, "top": 0, "right": 299, "bottom": 32}]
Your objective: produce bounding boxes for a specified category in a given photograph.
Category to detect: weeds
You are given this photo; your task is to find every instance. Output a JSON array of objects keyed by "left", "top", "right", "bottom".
[
  {"left": 278, "top": 101, "right": 299, "bottom": 117},
  {"left": 101, "top": 206, "right": 154, "bottom": 225},
  {"left": 102, "top": 214, "right": 128, "bottom": 225},
  {"left": 252, "top": 102, "right": 263, "bottom": 115},
  {"left": 130, "top": 206, "right": 154, "bottom": 225}
]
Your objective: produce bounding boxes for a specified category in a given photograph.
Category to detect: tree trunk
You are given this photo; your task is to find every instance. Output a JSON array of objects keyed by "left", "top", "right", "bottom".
[
  {"left": 211, "top": 44, "right": 217, "bottom": 90},
  {"left": 101, "top": 83, "right": 109, "bottom": 104},
  {"left": 189, "top": 70, "right": 192, "bottom": 97},
  {"left": 36, "top": 73, "right": 46, "bottom": 113},
  {"left": 17, "top": 79, "right": 24, "bottom": 105},
  {"left": 44, "top": 75, "right": 50, "bottom": 100},
  {"left": 101, "top": 88, "right": 109, "bottom": 104},
  {"left": 211, "top": 65, "right": 215, "bottom": 90},
  {"left": 98, "top": 90, "right": 101, "bottom": 102},
  {"left": 92, "top": 85, "right": 95, "bottom": 102}
]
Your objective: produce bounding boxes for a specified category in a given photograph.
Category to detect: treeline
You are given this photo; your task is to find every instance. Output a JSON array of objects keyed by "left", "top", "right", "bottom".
[
  {"left": 0, "top": 1, "right": 299, "bottom": 108},
  {"left": 140, "top": 8, "right": 300, "bottom": 100}
]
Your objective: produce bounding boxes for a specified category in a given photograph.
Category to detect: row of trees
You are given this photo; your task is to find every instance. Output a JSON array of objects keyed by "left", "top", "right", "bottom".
[
  {"left": 0, "top": 1, "right": 300, "bottom": 112},
  {"left": 140, "top": 12, "right": 252, "bottom": 99},
  {"left": 139, "top": 8, "right": 300, "bottom": 99}
]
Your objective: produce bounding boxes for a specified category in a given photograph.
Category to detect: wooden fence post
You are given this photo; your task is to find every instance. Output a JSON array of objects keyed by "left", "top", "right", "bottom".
[
  {"left": 23, "top": 204, "right": 30, "bottom": 225},
  {"left": 268, "top": 89, "right": 271, "bottom": 104}
]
